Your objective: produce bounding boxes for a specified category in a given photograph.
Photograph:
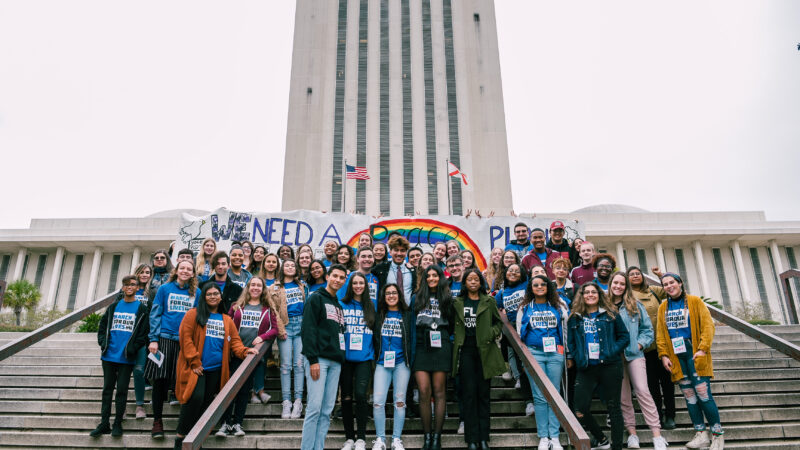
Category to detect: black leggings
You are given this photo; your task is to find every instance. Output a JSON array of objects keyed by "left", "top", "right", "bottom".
[
  {"left": 151, "top": 378, "right": 170, "bottom": 421},
  {"left": 573, "top": 362, "right": 624, "bottom": 450},
  {"left": 176, "top": 370, "right": 222, "bottom": 436},
  {"left": 340, "top": 360, "right": 372, "bottom": 441},
  {"left": 644, "top": 349, "right": 676, "bottom": 420},
  {"left": 100, "top": 361, "right": 134, "bottom": 424}
]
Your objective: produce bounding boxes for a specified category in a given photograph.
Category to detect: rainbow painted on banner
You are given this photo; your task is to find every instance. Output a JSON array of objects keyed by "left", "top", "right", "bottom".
[{"left": 346, "top": 218, "right": 487, "bottom": 271}]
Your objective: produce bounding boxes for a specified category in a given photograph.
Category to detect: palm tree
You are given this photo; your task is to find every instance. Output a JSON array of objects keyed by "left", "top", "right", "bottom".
[{"left": 5, "top": 280, "right": 42, "bottom": 326}]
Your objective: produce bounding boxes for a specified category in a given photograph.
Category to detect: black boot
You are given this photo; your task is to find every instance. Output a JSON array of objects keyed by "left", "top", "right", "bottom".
[
  {"left": 173, "top": 437, "right": 184, "bottom": 450},
  {"left": 467, "top": 443, "right": 479, "bottom": 450},
  {"left": 89, "top": 422, "right": 110, "bottom": 437},
  {"left": 480, "top": 441, "right": 490, "bottom": 450},
  {"left": 421, "top": 433, "right": 432, "bottom": 450},
  {"left": 431, "top": 433, "right": 442, "bottom": 450},
  {"left": 662, "top": 416, "right": 676, "bottom": 430}
]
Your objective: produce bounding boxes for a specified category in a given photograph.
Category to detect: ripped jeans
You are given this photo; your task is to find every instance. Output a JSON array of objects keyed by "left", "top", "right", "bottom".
[
  {"left": 676, "top": 352, "right": 723, "bottom": 435},
  {"left": 373, "top": 362, "right": 411, "bottom": 441},
  {"left": 279, "top": 316, "right": 305, "bottom": 402}
]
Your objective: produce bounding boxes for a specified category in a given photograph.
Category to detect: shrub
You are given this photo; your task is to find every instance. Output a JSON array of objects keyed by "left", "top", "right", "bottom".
[{"left": 77, "top": 313, "right": 102, "bottom": 333}]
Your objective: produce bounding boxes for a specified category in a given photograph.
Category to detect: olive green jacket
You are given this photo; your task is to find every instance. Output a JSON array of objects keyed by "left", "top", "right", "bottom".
[{"left": 451, "top": 293, "right": 506, "bottom": 380}]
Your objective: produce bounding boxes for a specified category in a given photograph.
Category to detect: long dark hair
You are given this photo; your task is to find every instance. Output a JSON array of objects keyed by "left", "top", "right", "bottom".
[
  {"left": 376, "top": 283, "right": 408, "bottom": 332},
  {"left": 457, "top": 268, "right": 489, "bottom": 298},
  {"left": 307, "top": 259, "right": 328, "bottom": 285},
  {"left": 195, "top": 283, "right": 222, "bottom": 327},
  {"left": 341, "top": 272, "right": 376, "bottom": 328},
  {"left": 522, "top": 274, "right": 561, "bottom": 309},
  {"left": 414, "top": 264, "right": 453, "bottom": 315},
  {"left": 336, "top": 244, "right": 356, "bottom": 272}
]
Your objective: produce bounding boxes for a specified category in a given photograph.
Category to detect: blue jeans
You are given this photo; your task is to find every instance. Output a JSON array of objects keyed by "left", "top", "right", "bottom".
[
  {"left": 676, "top": 352, "right": 723, "bottom": 434},
  {"left": 301, "top": 357, "right": 341, "bottom": 450},
  {"left": 525, "top": 346, "right": 565, "bottom": 438},
  {"left": 373, "top": 362, "right": 412, "bottom": 440},
  {"left": 132, "top": 346, "right": 147, "bottom": 405},
  {"left": 507, "top": 346, "right": 520, "bottom": 380},
  {"left": 252, "top": 358, "right": 266, "bottom": 393},
  {"left": 280, "top": 316, "right": 305, "bottom": 401}
]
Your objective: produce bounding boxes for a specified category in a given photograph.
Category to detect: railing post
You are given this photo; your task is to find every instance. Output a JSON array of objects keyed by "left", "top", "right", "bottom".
[{"left": 779, "top": 269, "right": 800, "bottom": 325}]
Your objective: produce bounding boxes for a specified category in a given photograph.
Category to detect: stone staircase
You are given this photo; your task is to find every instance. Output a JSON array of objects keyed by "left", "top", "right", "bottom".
[{"left": 0, "top": 326, "right": 798, "bottom": 449}]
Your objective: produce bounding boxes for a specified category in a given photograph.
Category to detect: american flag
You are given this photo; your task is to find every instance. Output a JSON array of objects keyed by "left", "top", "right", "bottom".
[{"left": 346, "top": 164, "right": 370, "bottom": 180}]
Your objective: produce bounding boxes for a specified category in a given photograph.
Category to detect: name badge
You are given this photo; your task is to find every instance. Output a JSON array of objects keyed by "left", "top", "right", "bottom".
[
  {"left": 349, "top": 334, "right": 363, "bottom": 351},
  {"left": 384, "top": 351, "right": 396, "bottom": 368},
  {"left": 542, "top": 336, "right": 557, "bottom": 353},
  {"left": 430, "top": 331, "right": 442, "bottom": 348},
  {"left": 672, "top": 336, "right": 687, "bottom": 354},
  {"left": 339, "top": 333, "right": 345, "bottom": 351},
  {"left": 588, "top": 342, "right": 600, "bottom": 360}
]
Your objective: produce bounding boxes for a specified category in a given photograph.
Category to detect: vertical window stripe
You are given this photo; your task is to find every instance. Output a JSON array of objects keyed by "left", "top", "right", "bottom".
[
  {"left": 67, "top": 255, "right": 84, "bottom": 311},
  {"left": 674, "top": 248, "right": 691, "bottom": 292},
  {"left": 401, "top": 0, "right": 413, "bottom": 214},
  {"left": 749, "top": 247, "right": 773, "bottom": 317},
  {"left": 442, "top": 0, "right": 462, "bottom": 215},
  {"left": 379, "top": 0, "right": 390, "bottom": 214},
  {"left": 331, "top": 0, "right": 349, "bottom": 212},
  {"left": 356, "top": 0, "right": 368, "bottom": 213},
  {"left": 712, "top": 248, "right": 731, "bottom": 308},
  {"left": 421, "top": 0, "right": 438, "bottom": 214}
]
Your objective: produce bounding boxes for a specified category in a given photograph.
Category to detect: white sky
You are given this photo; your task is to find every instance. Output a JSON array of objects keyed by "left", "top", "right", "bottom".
[{"left": 1, "top": 0, "right": 798, "bottom": 229}]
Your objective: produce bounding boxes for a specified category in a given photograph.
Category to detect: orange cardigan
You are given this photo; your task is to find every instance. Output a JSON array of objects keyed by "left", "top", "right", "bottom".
[
  {"left": 656, "top": 294, "right": 715, "bottom": 382},
  {"left": 175, "top": 309, "right": 249, "bottom": 404}
]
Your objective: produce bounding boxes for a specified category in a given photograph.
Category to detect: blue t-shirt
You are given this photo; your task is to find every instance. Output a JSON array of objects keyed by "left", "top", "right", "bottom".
[
  {"left": 135, "top": 289, "right": 149, "bottom": 307},
  {"left": 519, "top": 301, "right": 562, "bottom": 348},
  {"left": 102, "top": 300, "right": 140, "bottom": 364},
  {"left": 556, "top": 285, "right": 572, "bottom": 307},
  {"left": 285, "top": 282, "right": 305, "bottom": 317},
  {"left": 665, "top": 297, "right": 692, "bottom": 343},
  {"left": 536, "top": 251, "right": 548, "bottom": 264},
  {"left": 322, "top": 259, "right": 332, "bottom": 268},
  {"left": 450, "top": 280, "right": 462, "bottom": 299},
  {"left": 201, "top": 314, "right": 225, "bottom": 371},
  {"left": 379, "top": 310, "right": 405, "bottom": 366},
  {"left": 340, "top": 298, "right": 375, "bottom": 362},
  {"left": 151, "top": 282, "right": 196, "bottom": 340},
  {"left": 593, "top": 278, "right": 609, "bottom": 293},
  {"left": 495, "top": 284, "right": 526, "bottom": 324},
  {"left": 338, "top": 272, "right": 380, "bottom": 304},
  {"left": 264, "top": 278, "right": 276, "bottom": 287},
  {"left": 309, "top": 282, "right": 327, "bottom": 293},
  {"left": 199, "top": 262, "right": 211, "bottom": 283},
  {"left": 583, "top": 311, "right": 600, "bottom": 365}
]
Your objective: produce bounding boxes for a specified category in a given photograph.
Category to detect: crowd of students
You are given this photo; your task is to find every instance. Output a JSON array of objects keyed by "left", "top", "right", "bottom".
[{"left": 90, "top": 221, "right": 725, "bottom": 450}]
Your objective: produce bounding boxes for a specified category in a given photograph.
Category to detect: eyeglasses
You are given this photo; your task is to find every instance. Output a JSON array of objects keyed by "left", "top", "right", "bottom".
[
  {"left": 154, "top": 256, "right": 167, "bottom": 261},
  {"left": 597, "top": 264, "right": 612, "bottom": 269},
  {"left": 506, "top": 269, "right": 521, "bottom": 274},
  {"left": 531, "top": 283, "right": 547, "bottom": 288},
  {"left": 385, "top": 291, "right": 398, "bottom": 297},
  {"left": 123, "top": 283, "right": 138, "bottom": 287},
  {"left": 206, "top": 292, "right": 222, "bottom": 297},
  {"left": 446, "top": 264, "right": 462, "bottom": 268}
]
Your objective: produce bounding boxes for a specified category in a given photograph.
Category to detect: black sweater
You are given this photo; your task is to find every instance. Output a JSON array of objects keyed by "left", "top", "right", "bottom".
[{"left": 301, "top": 287, "right": 346, "bottom": 364}]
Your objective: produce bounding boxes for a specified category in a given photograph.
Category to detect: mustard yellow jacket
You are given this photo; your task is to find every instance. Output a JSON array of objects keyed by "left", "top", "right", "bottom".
[{"left": 656, "top": 294, "right": 715, "bottom": 382}]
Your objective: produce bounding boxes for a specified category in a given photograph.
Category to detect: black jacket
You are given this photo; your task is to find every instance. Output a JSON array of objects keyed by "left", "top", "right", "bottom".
[
  {"left": 372, "top": 309, "right": 414, "bottom": 368},
  {"left": 200, "top": 276, "right": 243, "bottom": 316},
  {"left": 372, "top": 261, "right": 417, "bottom": 302},
  {"left": 97, "top": 298, "right": 150, "bottom": 361},
  {"left": 301, "top": 287, "right": 346, "bottom": 364}
]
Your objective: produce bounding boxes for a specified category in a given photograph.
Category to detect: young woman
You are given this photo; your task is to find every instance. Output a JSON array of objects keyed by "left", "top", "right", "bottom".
[
  {"left": 497, "top": 250, "right": 521, "bottom": 291},
  {"left": 495, "top": 263, "right": 528, "bottom": 390},
  {"left": 371, "top": 284, "right": 413, "bottom": 450},
  {"left": 248, "top": 245, "right": 267, "bottom": 278},
  {"left": 411, "top": 264, "right": 454, "bottom": 450},
  {"left": 551, "top": 257, "right": 574, "bottom": 307},
  {"left": 339, "top": 272, "right": 377, "bottom": 450},
  {"left": 196, "top": 238, "right": 217, "bottom": 282},
  {"left": 482, "top": 247, "right": 503, "bottom": 293},
  {"left": 460, "top": 250, "right": 477, "bottom": 271},
  {"left": 269, "top": 259, "right": 308, "bottom": 419},
  {"left": 307, "top": 260, "right": 328, "bottom": 293},
  {"left": 297, "top": 248, "right": 313, "bottom": 282},
  {"left": 145, "top": 260, "right": 197, "bottom": 439},
  {"left": 567, "top": 282, "right": 629, "bottom": 450},
  {"left": 260, "top": 253, "right": 280, "bottom": 287},
  {"left": 432, "top": 242, "right": 448, "bottom": 269},
  {"left": 627, "top": 266, "right": 675, "bottom": 429},
  {"left": 172, "top": 284, "right": 257, "bottom": 449},
  {"left": 453, "top": 269, "right": 504, "bottom": 450},
  {"left": 373, "top": 242, "right": 389, "bottom": 266},
  {"left": 415, "top": 252, "right": 436, "bottom": 291},
  {"left": 241, "top": 241, "right": 255, "bottom": 269},
  {"left": 517, "top": 274, "right": 568, "bottom": 450},
  {"left": 131, "top": 263, "right": 155, "bottom": 419},
  {"left": 592, "top": 254, "right": 617, "bottom": 293},
  {"left": 657, "top": 273, "right": 724, "bottom": 450},
  {"left": 608, "top": 273, "right": 667, "bottom": 450},
  {"left": 445, "top": 240, "right": 460, "bottom": 258},
  {"left": 216, "top": 277, "right": 278, "bottom": 437},
  {"left": 569, "top": 238, "right": 584, "bottom": 270},
  {"left": 337, "top": 245, "right": 357, "bottom": 272},
  {"left": 278, "top": 245, "right": 295, "bottom": 262},
  {"left": 358, "top": 232, "right": 374, "bottom": 250},
  {"left": 149, "top": 249, "right": 174, "bottom": 293},
  {"left": 323, "top": 240, "right": 339, "bottom": 267}
]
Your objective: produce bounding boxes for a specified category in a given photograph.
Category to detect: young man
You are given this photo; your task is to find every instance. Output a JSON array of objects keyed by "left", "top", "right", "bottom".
[
  {"left": 570, "top": 241, "right": 597, "bottom": 288},
  {"left": 322, "top": 240, "right": 338, "bottom": 268},
  {"left": 201, "top": 251, "right": 244, "bottom": 315},
  {"left": 175, "top": 248, "right": 194, "bottom": 265},
  {"left": 505, "top": 222, "right": 532, "bottom": 260},
  {"left": 373, "top": 235, "right": 417, "bottom": 305},
  {"left": 91, "top": 276, "right": 149, "bottom": 437},
  {"left": 228, "top": 245, "right": 253, "bottom": 288},
  {"left": 407, "top": 246, "right": 423, "bottom": 269},
  {"left": 545, "top": 221, "right": 571, "bottom": 260},
  {"left": 338, "top": 247, "right": 379, "bottom": 303},
  {"left": 447, "top": 254, "right": 465, "bottom": 299},
  {"left": 520, "top": 229, "right": 560, "bottom": 279},
  {"left": 300, "top": 265, "right": 347, "bottom": 450},
  {"left": 592, "top": 254, "right": 616, "bottom": 293}
]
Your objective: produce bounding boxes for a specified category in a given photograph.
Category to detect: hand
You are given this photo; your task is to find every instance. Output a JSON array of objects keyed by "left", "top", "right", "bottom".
[
  {"left": 652, "top": 267, "right": 663, "bottom": 278},
  {"left": 692, "top": 350, "right": 706, "bottom": 361},
  {"left": 510, "top": 210, "right": 517, "bottom": 217},
  {"left": 475, "top": 209, "right": 482, "bottom": 218},
  {"left": 310, "top": 363, "right": 320, "bottom": 381},
  {"left": 193, "top": 366, "right": 204, "bottom": 376},
  {"left": 488, "top": 210, "right": 495, "bottom": 218},
  {"left": 638, "top": 344, "right": 643, "bottom": 351},
  {"left": 279, "top": 333, "right": 287, "bottom": 340},
  {"left": 662, "top": 356, "right": 672, "bottom": 371},
  {"left": 252, "top": 336, "right": 263, "bottom": 345},
  {"left": 245, "top": 348, "right": 258, "bottom": 355},
  {"left": 566, "top": 359, "right": 574, "bottom": 369},
  {"left": 148, "top": 342, "right": 159, "bottom": 354}
]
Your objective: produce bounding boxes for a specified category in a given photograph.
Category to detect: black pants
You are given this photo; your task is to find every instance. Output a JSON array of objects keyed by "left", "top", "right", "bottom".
[
  {"left": 222, "top": 358, "right": 256, "bottom": 426},
  {"left": 176, "top": 370, "right": 222, "bottom": 436},
  {"left": 574, "top": 361, "right": 623, "bottom": 450},
  {"left": 340, "top": 360, "right": 372, "bottom": 441},
  {"left": 100, "top": 360, "right": 134, "bottom": 425},
  {"left": 644, "top": 350, "right": 676, "bottom": 420},
  {"left": 459, "top": 345, "right": 491, "bottom": 444},
  {"left": 564, "top": 364, "right": 577, "bottom": 411}
]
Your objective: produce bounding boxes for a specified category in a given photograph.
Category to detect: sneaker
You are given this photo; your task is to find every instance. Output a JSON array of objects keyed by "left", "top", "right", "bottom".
[
  {"left": 710, "top": 434, "right": 724, "bottom": 450},
  {"left": 525, "top": 402, "right": 535, "bottom": 416},
  {"left": 231, "top": 423, "right": 245, "bottom": 437},
  {"left": 89, "top": 422, "right": 111, "bottom": 437},
  {"left": 354, "top": 439, "right": 367, "bottom": 450},
  {"left": 290, "top": 398, "right": 303, "bottom": 419},
  {"left": 144, "top": 384, "right": 153, "bottom": 391},
  {"left": 259, "top": 391, "right": 271, "bottom": 403},
  {"left": 537, "top": 437, "right": 550, "bottom": 450},
  {"left": 215, "top": 423, "right": 230, "bottom": 437},
  {"left": 135, "top": 405, "right": 147, "bottom": 419},
  {"left": 662, "top": 416, "right": 676, "bottom": 430},
  {"left": 652, "top": 436, "right": 668, "bottom": 450},
  {"left": 391, "top": 438, "right": 405, "bottom": 450},
  {"left": 514, "top": 379, "right": 521, "bottom": 390},
  {"left": 550, "top": 437, "right": 564, "bottom": 450},
  {"left": 151, "top": 419, "right": 165, "bottom": 439},
  {"left": 591, "top": 436, "right": 610, "bottom": 450},
  {"left": 281, "top": 400, "right": 293, "bottom": 419},
  {"left": 372, "top": 438, "right": 386, "bottom": 450},
  {"left": 111, "top": 422, "right": 123, "bottom": 437},
  {"left": 501, "top": 370, "right": 513, "bottom": 381},
  {"left": 413, "top": 389, "right": 419, "bottom": 403},
  {"left": 685, "top": 430, "right": 711, "bottom": 449},
  {"left": 251, "top": 393, "right": 261, "bottom": 404},
  {"left": 457, "top": 421, "right": 464, "bottom": 434},
  {"left": 341, "top": 439, "right": 355, "bottom": 450},
  {"left": 627, "top": 434, "right": 640, "bottom": 449},
  {"left": 169, "top": 392, "right": 179, "bottom": 406}
]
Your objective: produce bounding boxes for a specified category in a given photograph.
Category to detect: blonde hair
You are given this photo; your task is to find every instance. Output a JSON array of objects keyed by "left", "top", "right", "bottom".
[
  {"left": 609, "top": 272, "right": 639, "bottom": 317},
  {"left": 231, "top": 276, "right": 270, "bottom": 312},
  {"left": 195, "top": 238, "right": 216, "bottom": 275},
  {"left": 167, "top": 260, "right": 198, "bottom": 296}
]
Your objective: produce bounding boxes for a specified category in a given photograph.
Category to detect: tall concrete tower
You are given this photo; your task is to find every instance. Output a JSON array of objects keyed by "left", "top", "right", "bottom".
[{"left": 282, "top": 0, "right": 512, "bottom": 216}]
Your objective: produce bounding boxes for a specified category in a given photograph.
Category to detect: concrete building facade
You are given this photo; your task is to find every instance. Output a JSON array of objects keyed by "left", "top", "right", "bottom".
[{"left": 281, "top": 0, "right": 513, "bottom": 216}]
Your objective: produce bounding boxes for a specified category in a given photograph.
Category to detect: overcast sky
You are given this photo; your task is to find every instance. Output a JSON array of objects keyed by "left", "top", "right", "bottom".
[{"left": 1, "top": 0, "right": 798, "bottom": 229}]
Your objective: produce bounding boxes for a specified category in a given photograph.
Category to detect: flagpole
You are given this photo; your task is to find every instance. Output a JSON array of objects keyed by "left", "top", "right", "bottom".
[
  {"left": 446, "top": 159, "right": 453, "bottom": 216},
  {"left": 342, "top": 158, "right": 347, "bottom": 213}
]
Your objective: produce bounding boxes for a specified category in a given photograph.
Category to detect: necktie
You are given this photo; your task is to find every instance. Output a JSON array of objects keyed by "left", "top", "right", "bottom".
[{"left": 396, "top": 264, "right": 404, "bottom": 294}]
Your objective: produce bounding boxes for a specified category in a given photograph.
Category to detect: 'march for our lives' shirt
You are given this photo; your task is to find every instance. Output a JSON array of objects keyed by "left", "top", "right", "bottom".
[
  {"left": 152, "top": 282, "right": 196, "bottom": 339},
  {"left": 102, "top": 300, "right": 140, "bottom": 364},
  {"left": 201, "top": 314, "right": 225, "bottom": 371},
  {"left": 285, "top": 282, "right": 305, "bottom": 317},
  {"left": 583, "top": 311, "right": 600, "bottom": 365},
  {"left": 496, "top": 283, "right": 526, "bottom": 324},
  {"left": 666, "top": 297, "right": 692, "bottom": 341},
  {"left": 340, "top": 298, "right": 375, "bottom": 362},
  {"left": 379, "top": 311, "right": 404, "bottom": 366},
  {"left": 519, "top": 301, "right": 562, "bottom": 349},
  {"left": 337, "top": 272, "right": 380, "bottom": 304}
]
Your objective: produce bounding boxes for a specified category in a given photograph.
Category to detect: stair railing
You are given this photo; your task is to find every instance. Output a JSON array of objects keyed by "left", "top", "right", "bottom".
[
  {"left": 779, "top": 269, "right": 800, "bottom": 324},
  {"left": 0, "top": 290, "right": 119, "bottom": 362},
  {"left": 500, "top": 311, "right": 591, "bottom": 450}
]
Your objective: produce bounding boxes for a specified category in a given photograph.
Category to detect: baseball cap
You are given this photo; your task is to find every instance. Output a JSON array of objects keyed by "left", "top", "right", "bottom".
[{"left": 550, "top": 220, "right": 565, "bottom": 230}]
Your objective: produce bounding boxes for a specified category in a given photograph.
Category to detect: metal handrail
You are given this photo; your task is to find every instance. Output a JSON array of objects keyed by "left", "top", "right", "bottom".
[
  {"left": 0, "top": 291, "right": 119, "bottom": 362},
  {"left": 182, "top": 340, "right": 268, "bottom": 449},
  {"left": 706, "top": 304, "right": 800, "bottom": 361},
  {"left": 500, "top": 311, "right": 590, "bottom": 450},
  {"left": 779, "top": 269, "right": 800, "bottom": 325}
]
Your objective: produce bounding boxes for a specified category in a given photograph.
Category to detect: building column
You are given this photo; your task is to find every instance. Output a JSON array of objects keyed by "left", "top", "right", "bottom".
[
  {"left": 12, "top": 248, "right": 27, "bottom": 281},
  {"left": 655, "top": 242, "right": 666, "bottom": 272},
  {"left": 85, "top": 249, "right": 103, "bottom": 305},
  {"left": 769, "top": 240, "right": 790, "bottom": 323},
  {"left": 732, "top": 240, "right": 751, "bottom": 305},
  {"left": 44, "top": 247, "right": 65, "bottom": 309},
  {"left": 692, "top": 241, "right": 711, "bottom": 298},
  {"left": 616, "top": 242, "right": 626, "bottom": 270},
  {"left": 130, "top": 247, "right": 141, "bottom": 272}
]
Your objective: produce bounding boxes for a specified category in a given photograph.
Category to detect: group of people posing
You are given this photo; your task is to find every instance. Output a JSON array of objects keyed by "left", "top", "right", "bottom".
[{"left": 91, "top": 220, "right": 725, "bottom": 450}]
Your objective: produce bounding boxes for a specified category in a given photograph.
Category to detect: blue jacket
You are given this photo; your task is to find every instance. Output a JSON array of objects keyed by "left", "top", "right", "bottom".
[
  {"left": 617, "top": 301, "right": 654, "bottom": 361},
  {"left": 566, "top": 308, "right": 630, "bottom": 369}
]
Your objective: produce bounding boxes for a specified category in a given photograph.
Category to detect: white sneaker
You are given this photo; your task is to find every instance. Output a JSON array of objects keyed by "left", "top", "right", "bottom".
[
  {"left": 290, "top": 398, "right": 303, "bottom": 418},
  {"left": 501, "top": 370, "right": 513, "bottom": 381},
  {"left": 627, "top": 434, "right": 640, "bottom": 449},
  {"left": 230, "top": 423, "right": 245, "bottom": 437},
  {"left": 354, "top": 439, "right": 367, "bottom": 450},
  {"left": 281, "top": 400, "right": 292, "bottom": 419},
  {"left": 259, "top": 391, "right": 271, "bottom": 403},
  {"left": 251, "top": 393, "right": 261, "bottom": 404},
  {"left": 652, "top": 436, "right": 668, "bottom": 450},
  {"left": 457, "top": 421, "right": 464, "bottom": 434},
  {"left": 371, "top": 438, "right": 386, "bottom": 450},
  {"left": 685, "top": 430, "right": 710, "bottom": 449},
  {"left": 709, "top": 434, "right": 724, "bottom": 450},
  {"left": 341, "top": 439, "right": 355, "bottom": 450},
  {"left": 391, "top": 438, "right": 405, "bottom": 450},
  {"left": 525, "top": 402, "right": 535, "bottom": 416},
  {"left": 550, "top": 437, "right": 564, "bottom": 450},
  {"left": 537, "top": 437, "right": 550, "bottom": 450},
  {"left": 214, "top": 423, "right": 229, "bottom": 437},
  {"left": 514, "top": 379, "right": 521, "bottom": 389}
]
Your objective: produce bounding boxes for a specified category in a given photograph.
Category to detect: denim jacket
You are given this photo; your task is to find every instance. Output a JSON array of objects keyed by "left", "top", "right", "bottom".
[
  {"left": 566, "top": 308, "right": 630, "bottom": 370},
  {"left": 617, "top": 301, "right": 654, "bottom": 361}
]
